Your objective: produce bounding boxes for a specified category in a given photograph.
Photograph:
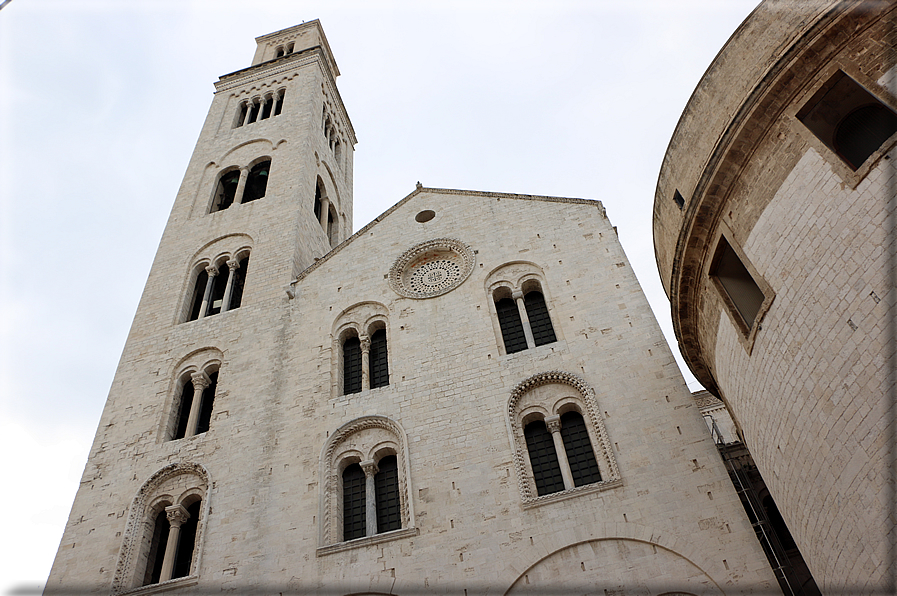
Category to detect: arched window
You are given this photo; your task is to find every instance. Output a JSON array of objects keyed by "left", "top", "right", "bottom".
[
  {"left": 342, "top": 333, "right": 362, "bottom": 395},
  {"left": 524, "top": 419, "right": 565, "bottom": 496},
  {"left": 274, "top": 89, "right": 284, "bottom": 116},
  {"left": 172, "top": 369, "right": 218, "bottom": 440},
  {"left": 342, "top": 463, "right": 366, "bottom": 540},
  {"left": 320, "top": 416, "right": 415, "bottom": 550},
  {"left": 370, "top": 328, "right": 389, "bottom": 389},
  {"left": 495, "top": 293, "right": 527, "bottom": 354},
  {"left": 275, "top": 46, "right": 285, "bottom": 58},
  {"left": 488, "top": 265, "right": 558, "bottom": 354},
  {"left": 524, "top": 290, "right": 556, "bottom": 346},
  {"left": 185, "top": 250, "right": 251, "bottom": 322},
  {"left": 508, "top": 372, "right": 621, "bottom": 505},
  {"left": 112, "top": 463, "right": 209, "bottom": 593},
  {"left": 332, "top": 303, "right": 390, "bottom": 397},
  {"left": 242, "top": 160, "right": 270, "bottom": 203},
  {"left": 211, "top": 169, "right": 240, "bottom": 212}
]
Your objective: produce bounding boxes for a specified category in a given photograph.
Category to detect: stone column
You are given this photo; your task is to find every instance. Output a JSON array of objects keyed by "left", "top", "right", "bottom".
[
  {"left": 197, "top": 265, "right": 218, "bottom": 319},
  {"left": 361, "top": 459, "right": 379, "bottom": 537},
  {"left": 185, "top": 372, "right": 211, "bottom": 438},
  {"left": 221, "top": 259, "right": 239, "bottom": 313},
  {"left": 160, "top": 504, "right": 189, "bottom": 582},
  {"left": 318, "top": 195, "right": 331, "bottom": 230},
  {"left": 513, "top": 290, "right": 536, "bottom": 349},
  {"left": 242, "top": 101, "right": 253, "bottom": 126},
  {"left": 233, "top": 167, "right": 249, "bottom": 205},
  {"left": 545, "top": 415, "right": 574, "bottom": 490},
  {"left": 360, "top": 335, "right": 371, "bottom": 392}
]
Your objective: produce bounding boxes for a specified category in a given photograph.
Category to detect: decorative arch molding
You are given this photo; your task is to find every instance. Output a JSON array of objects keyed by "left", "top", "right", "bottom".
[
  {"left": 332, "top": 301, "right": 389, "bottom": 338},
  {"left": 111, "top": 462, "right": 211, "bottom": 594},
  {"left": 217, "top": 138, "right": 276, "bottom": 164},
  {"left": 508, "top": 371, "right": 620, "bottom": 504},
  {"left": 504, "top": 534, "right": 723, "bottom": 596},
  {"left": 186, "top": 233, "right": 254, "bottom": 268},
  {"left": 319, "top": 415, "right": 415, "bottom": 547},
  {"left": 484, "top": 260, "right": 547, "bottom": 294}
]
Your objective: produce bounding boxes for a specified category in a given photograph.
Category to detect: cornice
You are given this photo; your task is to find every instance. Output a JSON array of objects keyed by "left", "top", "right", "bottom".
[{"left": 215, "top": 48, "right": 325, "bottom": 94}]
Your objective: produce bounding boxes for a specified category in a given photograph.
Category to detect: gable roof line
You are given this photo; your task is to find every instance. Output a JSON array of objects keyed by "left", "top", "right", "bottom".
[{"left": 290, "top": 186, "right": 605, "bottom": 287}]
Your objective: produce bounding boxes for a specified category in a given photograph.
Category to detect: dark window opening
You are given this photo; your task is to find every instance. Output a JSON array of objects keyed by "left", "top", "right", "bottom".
[
  {"left": 275, "top": 46, "right": 284, "bottom": 58},
  {"left": 370, "top": 329, "right": 389, "bottom": 389},
  {"left": 343, "top": 336, "right": 362, "bottom": 395},
  {"left": 342, "top": 463, "right": 366, "bottom": 540},
  {"left": 172, "top": 500, "right": 201, "bottom": 579},
  {"left": 274, "top": 91, "right": 284, "bottom": 116},
  {"left": 235, "top": 102, "right": 248, "bottom": 128},
  {"left": 524, "top": 291, "right": 556, "bottom": 346},
  {"left": 207, "top": 267, "right": 229, "bottom": 316},
  {"left": 314, "top": 180, "right": 323, "bottom": 221},
  {"left": 798, "top": 70, "right": 897, "bottom": 170},
  {"left": 242, "top": 160, "right": 270, "bottom": 203},
  {"left": 247, "top": 101, "right": 260, "bottom": 124},
  {"left": 327, "top": 207, "right": 336, "bottom": 245},
  {"left": 173, "top": 381, "right": 193, "bottom": 440},
  {"left": 560, "top": 411, "right": 601, "bottom": 486},
  {"left": 496, "top": 297, "right": 527, "bottom": 353},
  {"left": 195, "top": 372, "right": 217, "bottom": 435},
  {"left": 711, "top": 237, "right": 765, "bottom": 329},
  {"left": 375, "top": 455, "right": 401, "bottom": 533},
  {"left": 144, "top": 510, "right": 170, "bottom": 586},
  {"left": 228, "top": 255, "right": 249, "bottom": 310},
  {"left": 261, "top": 97, "right": 273, "bottom": 120},
  {"left": 673, "top": 189, "right": 685, "bottom": 210},
  {"left": 835, "top": 104, "right": 897, "bottom": 169},
  {"left": 286, "top": 42, "right": 294, "bottom": 54},
  {"left": 188, "top": 269, "right": 208, "bottom": 322},
  {"left": 524, "top": 420, "right": 565, "bottom": 496},
  {"left": 211, "top": 170, "right": 240, "bottom": 213}
]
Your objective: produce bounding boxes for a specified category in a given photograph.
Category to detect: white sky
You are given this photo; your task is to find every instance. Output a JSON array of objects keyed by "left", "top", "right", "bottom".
[{"left": 0, "top": 1, "right": 759, "bottom": 592}]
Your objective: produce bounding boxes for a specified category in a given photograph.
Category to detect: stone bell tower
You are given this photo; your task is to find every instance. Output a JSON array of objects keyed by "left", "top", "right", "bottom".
[{"left": 44, "top": 20, "right": 355, "bottom": 592}]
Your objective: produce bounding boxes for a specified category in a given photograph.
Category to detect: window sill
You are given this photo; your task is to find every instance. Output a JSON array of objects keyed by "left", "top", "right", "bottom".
[
  {"left": 116, "top": 575, "right": 198, "bottom": 596},
  {"left": 316, "top": 526, "right": 418, "bottom": 556},
  {"left": 521, "top": 478, "right": 623, "bottom": 510}
]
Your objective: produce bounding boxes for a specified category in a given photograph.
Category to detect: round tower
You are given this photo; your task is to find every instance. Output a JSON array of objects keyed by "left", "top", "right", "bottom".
[{"left": 653, "top": 1, "right": 896, "bottom": 592}]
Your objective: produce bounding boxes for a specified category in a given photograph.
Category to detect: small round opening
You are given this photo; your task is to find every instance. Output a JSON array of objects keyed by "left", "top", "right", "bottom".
[{"left": 415, "top": 210, "right": 436, "bottom": 223}]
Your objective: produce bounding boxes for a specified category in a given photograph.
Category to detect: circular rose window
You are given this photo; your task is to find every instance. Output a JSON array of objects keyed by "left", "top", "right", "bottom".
[{"left": 388, "top": 238, "right": 475, "bottom": 299}]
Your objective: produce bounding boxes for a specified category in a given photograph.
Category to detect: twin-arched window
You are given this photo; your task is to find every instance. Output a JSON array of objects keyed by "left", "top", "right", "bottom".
[
  {"left": 333, "top": 303, "right": 390, "bottom": 397},
  {"left": 210, "top": 159, "right": 271, "bottom": 213},
  {"left": 314, "top": 177, "right": 339, "bottom": 247},
  {"left": 186, "top": 250, "right": 250, "bottom": 322},
  {"left": 487, "top": 263, "right": 559, "bottom": 354}
]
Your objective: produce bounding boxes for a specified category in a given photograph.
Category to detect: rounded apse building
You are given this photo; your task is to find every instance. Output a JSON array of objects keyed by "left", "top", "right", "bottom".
[{"left": 653, "top": 1, "right": 895, "bottom": 592}]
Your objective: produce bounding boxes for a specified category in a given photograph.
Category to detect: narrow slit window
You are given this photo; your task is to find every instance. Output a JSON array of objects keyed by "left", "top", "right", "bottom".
[
  {"left": 247, "top": 101, "right": 260, "bottom": 124},
  {"left": 673, "top": 189, "right": 685, "bottom": 210},
  {"left": 172, "top": 500, "right": 201, "bottom": 579},
  {"left": 234, "top": 102, "right": 248, "bottom": 128},
  {"left": 496, "top": 297, "right": 527, "bottom": 354},
  {"left": 560, "top": 411, "right": 602, "bottom": 486},
  {"left": 274, "top": 91, "right": 284, "bottom": 116},
  {"left": 144, "top": 510, "right": 170, "bottom": 586},
  {"left": 375, "top": 455, "right": 401, "bottom": 533},
  {"left": 524, "top": 420, "right": 565, "bottom": 496},
  {"left": 711, "top": 237, "right": 766, "bottom": 329},
  {"left": 261, "top": 97, "right": 273, "bottom": 120},
  {"left": 343, "top": 336, "right": 362, "bottom": 395},
  {"left": 242, "top": 160, "right": 270, "bottom": 203},
  {"left": 370, "top": 329, "right": 389, "bottom": 389},
  {"left": 524, "top": 291, "right": 556, "bottom": 346},
  {"left": 173, "top": 381, "right": 193, "bottom": 440},
  {"left": 342, "top": 463, "right": 366, "bottom": 540}
]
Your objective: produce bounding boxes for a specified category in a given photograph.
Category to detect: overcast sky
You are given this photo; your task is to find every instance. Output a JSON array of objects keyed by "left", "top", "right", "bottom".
[{"left": 0, "top": 1, "right": 759, "bottom": 592}]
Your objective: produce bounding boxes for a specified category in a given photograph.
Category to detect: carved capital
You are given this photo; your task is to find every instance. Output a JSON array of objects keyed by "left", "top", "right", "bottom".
[
  {"left": 545, "top": 415, "right": 562, "bottom": 434},
  {"left": 359, "top": 335, "right": 371, "bottom": 352},
  {"left": 191, "top": 371, "right": 211, "bottom": 391},
  {"left": 205, "top": 265, "right": 219, "bottom": 277},
  {"left": 226, "top": 259, "right": 240, "bottom": 271},
  {"left": 360, "top": 459, "right": 379, "bottom": 478},
  {"left": 511, "top": 289, "right": 525, "bottom": 301},
  {"left": 165, "top": 504, "right": 189, "bottom": 527}
]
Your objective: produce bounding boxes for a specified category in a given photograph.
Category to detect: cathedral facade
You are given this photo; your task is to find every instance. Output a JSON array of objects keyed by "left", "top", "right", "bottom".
[
  {"left": 653, "top": 1, "right": 896, "bottom": 592},
  {"left": 46, "top": 20, "right": 778, "bottom": 595}
]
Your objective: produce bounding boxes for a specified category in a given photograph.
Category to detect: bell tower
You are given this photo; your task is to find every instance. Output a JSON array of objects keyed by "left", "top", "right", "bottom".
[{"left": 44, "top": 20, "right": 355, "bottom": 593}]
